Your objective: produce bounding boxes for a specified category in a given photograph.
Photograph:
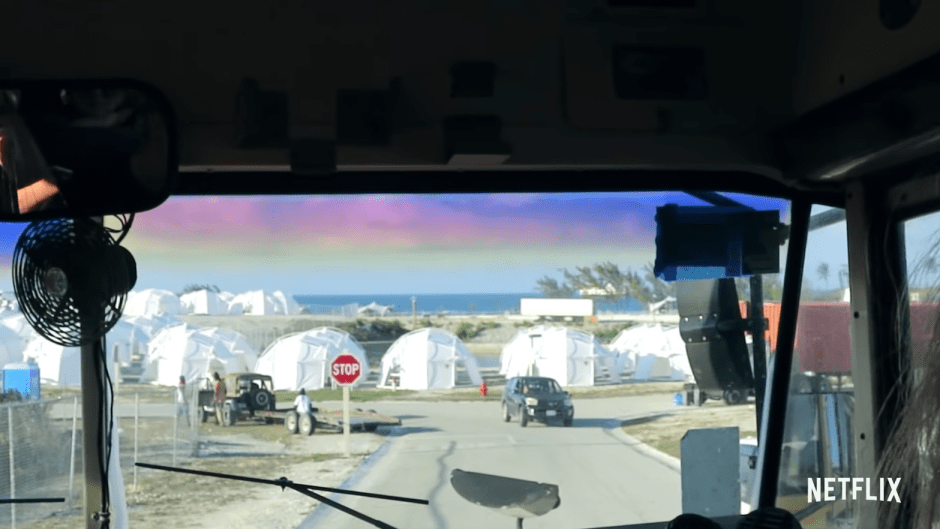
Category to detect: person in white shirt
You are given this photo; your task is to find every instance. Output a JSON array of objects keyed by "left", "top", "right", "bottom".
[
  {"left": 176, "top": 375, "right": 190, "bottom": 427},
  {"left": 293, "top": 388, "right": 312, "bottom": 415}
]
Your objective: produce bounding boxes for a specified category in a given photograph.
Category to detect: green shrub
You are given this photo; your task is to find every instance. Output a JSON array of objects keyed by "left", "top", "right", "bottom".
[
  {"left": 595, "top": 323, "right": 634, "bottom": 342},
  {"left": 456, "top": 322, "right": 476, "bottom": 340}
]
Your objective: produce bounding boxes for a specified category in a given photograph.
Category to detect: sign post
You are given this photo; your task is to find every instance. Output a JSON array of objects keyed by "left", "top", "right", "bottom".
[{"left": 330, "top": 351, "right": 363, "bottom": 457}]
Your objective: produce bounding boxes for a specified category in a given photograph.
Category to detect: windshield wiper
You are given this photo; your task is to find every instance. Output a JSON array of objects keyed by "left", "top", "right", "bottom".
[
  {"left": 0, "top": 498, "right": 65, "bottom": 504},
  {"left": 136, "top": 462, "right": 429, "bottom": 529}
]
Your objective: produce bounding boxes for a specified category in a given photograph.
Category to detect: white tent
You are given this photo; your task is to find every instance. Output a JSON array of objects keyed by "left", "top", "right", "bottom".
[
  {"left": 255, "top": 327, "right": 369, "bottom": 390},
  {"left": 25, "top": 339, "right": 83, "bottom": 386},
  {"left": 180, "top": 289, "right": 229, "bottom": 315},
  {"left": 0, "top": 325, "right": 24, "bottom": 367},
  {"left": 0, "top": 313, "right": 36, "bottom": 343},
  {"left": 358, "top": 302, "right": 393, "bottom": 316},
  {"left": 230, "top": 290, "right": 303, "bottom": 316},
  {"left": 500, "top": 325, "right": 619, "bottom": 386},
  {"left": 22, "top": 320, "right": 148, "bottom": 386},
  {"left": 0, "top": 292, "right": 17, "bottom": 313},
  {"left": 271, "top": 290, "right": 303, "bottom": 315},
  {"left": 124, "top": 289, "right": 184, "bottom": 317},
  {"left": 198, "top": 327, "right": 258, "bottom": 372},
  {"left": 102, "top": 319, "right": 150, "bottom": 365},
  {"left": 141, "top": 324, "right": 240, "bottom": 386},
  {"left": 122, "top": 313, "right": 180, "bottom": 339},
  {"left": 608, "top": 324, "right": 691, "bottom": 381},
  {"left": 217, "top": 291, "right": 244, "bottom": 314},
  {"left": 379, "top": 328, "right": 482, "bottom": 390}
]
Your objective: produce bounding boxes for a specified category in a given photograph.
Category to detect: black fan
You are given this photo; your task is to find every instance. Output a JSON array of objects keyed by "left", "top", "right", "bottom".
[{"left": 12, "top": 217, "right": 137, "bottom": 347}]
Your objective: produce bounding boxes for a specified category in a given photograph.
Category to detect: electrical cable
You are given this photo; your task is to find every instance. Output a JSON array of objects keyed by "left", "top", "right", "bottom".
[
  {"left": 94, "top": 336, "right": 112, "bottom": 528},
  {"left": 103, "top": 335, "right": 115, "bottom": 529},
  {"left": 105, "top": 213, "right": 134, "bottom": 245}
]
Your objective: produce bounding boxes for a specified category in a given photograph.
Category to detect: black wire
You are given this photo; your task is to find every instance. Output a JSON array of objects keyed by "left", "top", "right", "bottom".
[
  {"left": 94, "top": 336, "right": 112, "bottom": 528},
  {"left": 103, "top": 335, "right": 114, "bottom": 527},
  {"left": 112, "top": 213, "right": 134, "bottom": 245}
]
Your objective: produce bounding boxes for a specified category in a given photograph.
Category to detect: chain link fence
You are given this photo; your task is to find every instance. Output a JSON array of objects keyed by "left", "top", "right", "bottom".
[
  {"left": 0, "top": 398, "right": 80, "bottom": 528},
  {"left": 0, "top": 387, "right": 201, "bottom": 529},
  {"left": 116, "top": 386, "right": 200, "bottom": 493}
]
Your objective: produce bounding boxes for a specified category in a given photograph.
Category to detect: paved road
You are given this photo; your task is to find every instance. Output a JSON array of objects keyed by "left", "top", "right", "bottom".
[{"left": 299, "top": 395, "right": 682, "bottom": 529}]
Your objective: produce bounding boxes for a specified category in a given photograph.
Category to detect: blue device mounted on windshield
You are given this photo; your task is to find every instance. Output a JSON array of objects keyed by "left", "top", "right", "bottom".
[{"left": 653, "top": 203, "right": 782, "bottom": 281}]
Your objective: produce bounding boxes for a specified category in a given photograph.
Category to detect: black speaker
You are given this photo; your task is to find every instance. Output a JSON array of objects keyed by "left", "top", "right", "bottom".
[{"left": 677, "top": 278, "right": 754, "bottom": 395}]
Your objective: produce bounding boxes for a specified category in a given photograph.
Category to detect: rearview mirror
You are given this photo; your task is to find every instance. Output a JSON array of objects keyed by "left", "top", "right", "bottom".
[{"left": 0, "top": 79, "right": 176, "bottom": 219}]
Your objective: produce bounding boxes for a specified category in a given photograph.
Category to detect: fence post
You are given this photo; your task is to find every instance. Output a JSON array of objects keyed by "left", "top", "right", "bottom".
[
  {"left": 8, "top": 406, "right": 15, "bottom": 529},
  {"left": 191, "top": 383, "right": 199, "bottom": 455},
  {"left": 172, "top": 390, "right": 178, "bottom": 467},
  {"left": 68, "top": 396, "right": 78, "bottom": 505},
  {"left": 133, "top": 393, "right": 139, "bottom": 491}
]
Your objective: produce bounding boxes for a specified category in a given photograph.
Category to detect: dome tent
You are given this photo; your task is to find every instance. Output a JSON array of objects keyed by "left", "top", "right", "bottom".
[
  {"left": 22, "top": 319, "right": 148, "bottom": 386},
  {"left": 0, "top": 325, "right": 24, "bottom": 366},
  {"left": 379, "top": 328, "right": 482, "bottom": 390},
  {"left": 123, "top": 313, "right": 180, "bottom": 339},
  {"left": 199, "top": 327, "right": 258, "bottom": 373},
  {"left": 608, "top": 324, "right": 691, "bottom": 381},
  {"left": 25, "top": 339, "right": 83, "bottom": 386},
  {"left": 180, "top": 289, "right": 229, "bottom": 315},
  {"left": 255, "top": 327, "right": 369, "bottom": 390},
  {"left": 124, "top": 289, "right": 184, "bottom": 317},
  {"left": 141, "top": 324, "right": 240, "bottom": 386},
  {"left": 0, "top": 313, "right": 35, "bottom": 344},
  {"left": 229, "top": 290, "right": 303, "bottom": 316},
  {"left": 500, "top": 325, "right": 619, "bottom": 386}
]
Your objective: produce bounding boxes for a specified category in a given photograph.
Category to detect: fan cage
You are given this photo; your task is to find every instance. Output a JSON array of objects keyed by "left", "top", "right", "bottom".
[{"left": 13, "top": 218, "right": 128, "bottom": 348}]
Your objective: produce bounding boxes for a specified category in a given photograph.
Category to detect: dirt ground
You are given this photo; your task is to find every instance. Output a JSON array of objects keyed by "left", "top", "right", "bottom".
[{"left": 22, "top": 422, "right": 390, "bottom": 529}]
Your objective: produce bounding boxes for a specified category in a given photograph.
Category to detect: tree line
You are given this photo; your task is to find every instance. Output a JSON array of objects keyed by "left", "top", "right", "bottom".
[{"left": 536, "top": 261, "right": 784, "bottom": 304}]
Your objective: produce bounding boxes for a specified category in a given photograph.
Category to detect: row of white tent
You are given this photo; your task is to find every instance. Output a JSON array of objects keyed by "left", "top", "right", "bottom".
[
  {"left": 0, "top": 304, "right": 693, "bottom": 389},
  {"left": 497, "top": 324, "right": 691, "bottom": 385},
  {"left": 125, "top": 288, "right": 304, "bottom": 317}
]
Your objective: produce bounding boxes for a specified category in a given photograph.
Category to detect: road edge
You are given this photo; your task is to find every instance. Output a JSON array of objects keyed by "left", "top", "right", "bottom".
[
  {"left": 606, "top": 413, "right": 682, "bottom": 473},
  {"left": 295, "top": 425, "right": 404, "bottom": 529}
]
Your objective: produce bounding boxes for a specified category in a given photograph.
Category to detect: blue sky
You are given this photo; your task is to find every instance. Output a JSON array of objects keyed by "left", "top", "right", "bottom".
[{"left": 0, "top": 193, "right": 893, "bottom": 296}]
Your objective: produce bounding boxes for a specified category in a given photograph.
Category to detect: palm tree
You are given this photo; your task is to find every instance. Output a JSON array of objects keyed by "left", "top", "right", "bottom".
[
  {"left": 837, "top": 264, "right": 849, "bottom": 291},
  {"left": 817, "top": 262, "right": 830, "bottom": 291}
]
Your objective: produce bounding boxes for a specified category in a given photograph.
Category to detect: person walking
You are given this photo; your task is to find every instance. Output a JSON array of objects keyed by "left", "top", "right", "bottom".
[
  {"left": 212, "top": 372, "right": 227, "bottom": 425},
  {"left": 176, "top": 375, "right": 190, "bottom": 427}
]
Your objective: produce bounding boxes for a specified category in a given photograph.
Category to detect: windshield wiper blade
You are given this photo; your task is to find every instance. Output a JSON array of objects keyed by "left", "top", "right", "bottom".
[
  {"left": 136, "top": 462, "right": 429, "bottom": 529},
  {"left": 0, "top": 498, "right": 65, "bottom": 504}
]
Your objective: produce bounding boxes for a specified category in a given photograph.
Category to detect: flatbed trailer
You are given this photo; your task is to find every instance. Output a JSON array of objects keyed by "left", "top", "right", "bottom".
[
  {"left": 198, "top": 373, "right": 401, "bottom": 433},
  {"left": 261, "top": 406, "right": 402, "bottom": 435}
]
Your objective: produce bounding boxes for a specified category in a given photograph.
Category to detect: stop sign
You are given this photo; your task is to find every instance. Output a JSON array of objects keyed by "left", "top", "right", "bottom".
[{"left": 330, "top": 354, "right": 362, "bottom": 386}]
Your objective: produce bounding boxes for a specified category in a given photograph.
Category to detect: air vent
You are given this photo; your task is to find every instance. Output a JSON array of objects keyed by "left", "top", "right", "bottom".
[
  {"left": 611, "top": 46, "right": 707, "bottom": 100},
  {"left": 608, "top": 0, "right": 696, "bottom": 8}
]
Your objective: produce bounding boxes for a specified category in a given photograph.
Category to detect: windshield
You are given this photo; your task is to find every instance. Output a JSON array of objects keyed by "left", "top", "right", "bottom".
[
  {"left": 0, "top": 191, "right": 792, "bottom": 528},
  {"left": 520, "top": 378, "right": 563, "bottom": 394}
]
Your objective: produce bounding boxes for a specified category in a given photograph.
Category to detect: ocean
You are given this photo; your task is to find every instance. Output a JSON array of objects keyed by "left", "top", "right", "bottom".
[{"left": 294, "top": 293, "right": 646, "bottom": 315}]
